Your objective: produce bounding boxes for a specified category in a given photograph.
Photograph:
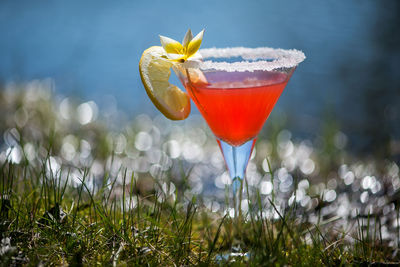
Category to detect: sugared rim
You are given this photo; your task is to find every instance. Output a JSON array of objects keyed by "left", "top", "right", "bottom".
[{"left": 182, "top": 47, "right": 306, "bottom": 72}]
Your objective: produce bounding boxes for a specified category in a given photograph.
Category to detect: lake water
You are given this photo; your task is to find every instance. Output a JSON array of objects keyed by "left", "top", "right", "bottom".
[{"left": 0, "top": 0, "right": 390, "bottom": 139}]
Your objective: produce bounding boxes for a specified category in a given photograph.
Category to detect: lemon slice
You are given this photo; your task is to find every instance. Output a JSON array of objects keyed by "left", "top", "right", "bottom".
[
  {"left": 139, "top": 46, "right": 190, "bottom": 120},
  {"left": 187, "top": 68, "right": 208, "bottom": 86}
]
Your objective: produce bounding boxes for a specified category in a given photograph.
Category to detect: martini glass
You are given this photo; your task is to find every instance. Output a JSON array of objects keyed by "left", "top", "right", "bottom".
[{"left": 173, "top": 47, "right": 305, "bottom": 258}]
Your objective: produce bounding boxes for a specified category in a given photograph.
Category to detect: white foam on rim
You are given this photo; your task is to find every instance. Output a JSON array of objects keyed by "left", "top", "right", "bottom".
[{"left": 183, "top": 47, "right": 306, "bottom": 72}]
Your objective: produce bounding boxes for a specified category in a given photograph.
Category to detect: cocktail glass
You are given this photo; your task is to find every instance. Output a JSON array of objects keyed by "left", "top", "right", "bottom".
[{"left": 173, "top": 47, "right": 305, "bottom": 258}]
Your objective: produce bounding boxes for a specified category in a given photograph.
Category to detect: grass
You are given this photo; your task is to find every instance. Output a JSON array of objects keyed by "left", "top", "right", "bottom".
[
  {"left": 0, "top": 155, "right": 398, "bottom": 266},
  {"left": 0, "top": 83, "right": 399, "bottom": 266}
]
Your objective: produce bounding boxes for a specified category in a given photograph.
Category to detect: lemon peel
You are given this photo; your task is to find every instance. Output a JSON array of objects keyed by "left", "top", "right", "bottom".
[
  {"left": 139, "top": 46, "right": 191, "bottom": 120},
  {"left": 139, "top": 29, "right": 206, "bottom": 121}
]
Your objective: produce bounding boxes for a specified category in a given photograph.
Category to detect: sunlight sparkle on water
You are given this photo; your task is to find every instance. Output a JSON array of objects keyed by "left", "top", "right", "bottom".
[
  {"left": 360, "top": 191, "right": 369, "bottom": 203},
  {"left": 298, "top": 179, "right": 310, "bottom": 190},
  {"left": 343, "top": 171, "right": 355, "bottom": 185},
  {"left": 214, "top": 172, "right": 232, "bottom": 189},
  {"left": 135, "top": 132, "right": 152, "bottom": 151},
  {"left": 323, "top": 189, "right": 337, "bottom": 202},
  {"left": 262, "top": 158, "right": 271, "bottom": 173},
  {"left": 77, "top": 101, "right": 98, "bottom": 125},
  {"left": 59, "top": 98, "right": 71, "bottom": 120},
  {"left": 163, "top": 140, "right": 181, "bottom": 159},
  {"left": 182, "top": 141, "right": 203, "bottom": 162},
  {"left": 300, "top": 158, "right": 315, "bottom": 175},
  {"left": 6, "top": 146, "right": 22, "bottom": 164},
  {"left": 23, "top": 143, "right": 36, "bottom": 162},
  {"left": 260, "top": 181, "right": 273, "bottom": 195}
]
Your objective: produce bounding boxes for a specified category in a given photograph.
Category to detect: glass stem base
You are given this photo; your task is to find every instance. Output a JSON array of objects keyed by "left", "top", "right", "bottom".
[
  {"left": 216, "top": 138, "right": 255, "bottom": 262},
  {"left": 217, "top": 138, "right": 255, "bottom": 218}
]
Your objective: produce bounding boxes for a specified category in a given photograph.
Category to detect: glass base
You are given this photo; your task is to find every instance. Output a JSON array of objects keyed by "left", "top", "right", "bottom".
[{"left": 216, "top": 246, "right": 250, "bottom": 262}]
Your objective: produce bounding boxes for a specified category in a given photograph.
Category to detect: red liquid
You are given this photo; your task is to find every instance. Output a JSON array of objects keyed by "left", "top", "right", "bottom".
[{"left": 183, "top": 71, "right": 290, "bottom": 146}]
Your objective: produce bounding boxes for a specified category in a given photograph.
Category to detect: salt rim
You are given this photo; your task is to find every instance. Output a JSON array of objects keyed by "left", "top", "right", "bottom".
[{"left": 182, "top": 47, "right": 305, "bottom": 72}]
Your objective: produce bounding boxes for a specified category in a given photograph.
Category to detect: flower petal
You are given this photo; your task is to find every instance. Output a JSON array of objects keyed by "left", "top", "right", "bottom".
[
  {"left": 187, "top": 51, "right": 202, "bottom": 61},
  {"left": 159, "top": 35, "right": 183, "bottom": 54},
  {"left": 187, "top": 29, "right": 204, "bottom": 58},
  {"left": 166, "top": 53, "right": 186, "bottom": 62},
  {"left": 182, "top": 29, "right": 193, "bottom": 49}
]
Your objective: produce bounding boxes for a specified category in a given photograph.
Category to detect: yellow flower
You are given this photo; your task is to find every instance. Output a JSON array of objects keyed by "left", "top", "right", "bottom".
[{"left": 159, "top": 29, "right": 204, "bottom": 62}]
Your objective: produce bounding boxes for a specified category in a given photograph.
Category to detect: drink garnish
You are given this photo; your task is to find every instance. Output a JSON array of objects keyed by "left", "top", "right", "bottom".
[
  {"left": 160, "top": 29, "right": 204, "bottom": 62},
  {"left": 139, "top": 29, "right": 204, "bottom": 120}
]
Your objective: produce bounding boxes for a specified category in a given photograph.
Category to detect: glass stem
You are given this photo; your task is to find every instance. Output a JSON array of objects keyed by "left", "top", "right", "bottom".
[
  {"left": 233, "top": 176, "right": 243, "bottom": 218},
  {"left": 217, "top": 138, "right": 256, "bottom": 218}
]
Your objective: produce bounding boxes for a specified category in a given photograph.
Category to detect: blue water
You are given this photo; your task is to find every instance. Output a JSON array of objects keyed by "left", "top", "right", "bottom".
[{"left": 0, "top": 0, "right": 378, "bottom": 120}]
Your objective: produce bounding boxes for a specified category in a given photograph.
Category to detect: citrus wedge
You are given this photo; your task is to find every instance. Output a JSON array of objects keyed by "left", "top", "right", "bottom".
[
  {"left": 139, "top": 46, "right": 190, "bottom": 120},
  {"left": 187, "top": 68, "right": 208, "bottom": 86}
]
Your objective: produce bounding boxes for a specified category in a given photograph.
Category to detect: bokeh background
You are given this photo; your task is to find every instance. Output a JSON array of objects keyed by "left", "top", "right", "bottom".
[{"left": 1, "top": 0, "right": 398, "bottom": 158}]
